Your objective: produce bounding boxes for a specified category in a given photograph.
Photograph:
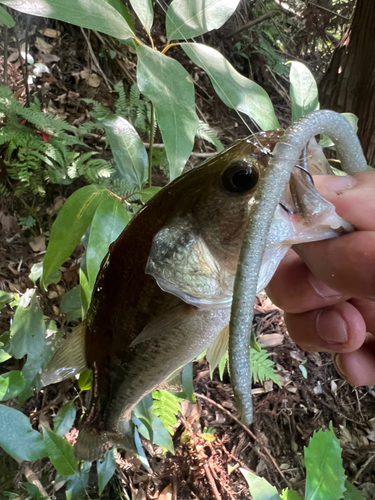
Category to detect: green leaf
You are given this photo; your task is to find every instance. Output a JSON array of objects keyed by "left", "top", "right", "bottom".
[
  {"left": 289, "top": 61, "right": 319, "bottom": 123},
  {"left": 79, "top": 256, "right": 91, "bottom": 319},
  {"left": 97, "top": 449, "right": 116, "bottom": 495},
  {"left": 196, "top": 120, "right": 224, "bottom": 151},
  {"left": 54, "top": 401, "right": 76, "bottom": 437},
  {"left": 153, "top": 390, "right": 181, "bottom": 435},
  {"left": 133, "top": 393, "right": 154, "bottom": 442},
  {"left": 240, "top": 468, "right": 280, "bottom": 500},
  {"left": 0, "top": 405, "right": 46, "bottom": 461},
  {"left": 0, "top": 5, "right": 14, "bottom": 27},
  {"left": 64, "top": 461, "right": 92, "bottom": 500},
  {"left": 129, "top": 0, "right": 153, "bottom": 35},
  {"left": 343, "top": 480, "right": 366, "bottom": 500},
  {"left": 0, "top": 290, "right": 13, "bottom": 311},
  {"left": 251, "top": 348, "right": 280, "bottom": 387},
  {"left": 182, "top": 43, "right": 279, "bottom": 131},
  {"left": 152, "top": 416, "right": 174, "bottom": 453},
  {"left": 0, "top": 371, "right": 26, "bottom": 400},
  {"left": 100, "top": 115, "right": 148, "bottom": 190},
  {"left": 29, "top": 262, "right": 61, "bottom": 288},
  {"left": 106, "top": 0, "right": 134, "bottom": 31},
  {"left": 78, "top": 370, "right": 92, "bottom": 391},
  {"left": 133, "top": 427, "right": 151, "bottom": 473},
  {"left": 280, "top": 488, "right": 303, "bottom": 500},
  {"left": 166, "top": 0, "right": 240, "bottom": 41},
  {"left": 60, "top": 285, "right": 82, "bottom": 323},
  {"left": 0, "top": 0, "right": 134, "bottom": 40},
  {"left": 305, "top": 426, "right": 346, "bottom": 500},
  {"left": 9, "top": 291, "right": 46, "bottom": 397},
  {"left": 42, "top": 185, "right": 109, "bottom": 287},
  {"left": 86, "top": 196, "right": 130, "bottom": 293},
  {"left": 42, "top": 427, "right": 78, "bottom": 476},
  {"left": 0, "top": 341, "right": 11, "bottom": 363},
  {"left": 137, "top": 45, "right": 199, "bottom": 180},
  {"left": 218, "top": 353, "right": 227, "bottom": 380},
  {"left": 138, "top": 186, "right": 162, "bottom": 204},
  {"left": 23, "top": 482, "right": 46, "bottom": 500}
]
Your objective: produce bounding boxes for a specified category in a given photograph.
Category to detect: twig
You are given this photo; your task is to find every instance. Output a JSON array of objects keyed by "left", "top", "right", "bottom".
[
  {"left": 148, "top": 102, "right": 155, "bottom": 188},
  {"left": 15, "top": 459, "right": 51, "bottom": 499},
  {"left": 3, "top": 25, "right": 8, "bottom": 86},
  {"left": 227, "top": 11, "right": 279, "bottom": 37},
  {"left": 23, "top": 15, "right": 30, "bottom": 107},
  {"left": 80, "top": 27, "right": 113, "bottom": 90},
  {"left": 354, "top": 452, "right": 375, "bottom": 483},
  {"left": 203, "top": 463, "right": 222, "bottom": 500},
  {"left": 194, "top": 392, "right": 291, "bottom": 488},
  {"left": 308, "top": 1, "right": 350, "bottom": 20},
  {"left": 14, "top": 26, "right": 29, "bottom": 107}
]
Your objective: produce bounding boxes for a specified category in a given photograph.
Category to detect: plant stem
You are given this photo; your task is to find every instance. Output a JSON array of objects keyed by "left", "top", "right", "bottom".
[
  {"left": 23, "top": 15, "right": 30, "bottom": 107},
  {"left": 148, "top": 32, "right": 155, "bottom": 50},
  {"left": 3, "top": 25, "right": 8, "bottom": 86},
  {"left": 161, "top": 43, "right": 180, "bottom": 54},
  {"left": 148, "top": 101, "right": 155, "bottom": 188},
  {"left": 14, "top": 26, "right": 29, "bottom": 107}
]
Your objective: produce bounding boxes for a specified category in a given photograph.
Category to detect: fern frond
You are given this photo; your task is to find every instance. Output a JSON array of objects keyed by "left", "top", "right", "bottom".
[
  {"left": 83, "top": 98, "right": 111, "bottom": 121},
  {"left": 250, "top": 348, "right": 280, "bottom": 387},
  {"left": 152, "top": 390, "right": 181, "bottom": 435},
  {"left": 196, "top": 121, "right": 224, "bottom": 151},
  {"left": 114, "top": 81, "right": 128, "bottom": 117}
]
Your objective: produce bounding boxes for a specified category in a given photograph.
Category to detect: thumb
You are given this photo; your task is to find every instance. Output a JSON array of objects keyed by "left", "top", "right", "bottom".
[{"left": 313, "top": 171, "right": 375, "bottom": 231}]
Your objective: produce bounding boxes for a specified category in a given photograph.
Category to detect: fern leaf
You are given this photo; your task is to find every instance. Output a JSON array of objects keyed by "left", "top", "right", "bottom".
[
  {"left": 250, "top": 348, "right": 280, "bottom": 387},
  {"left": 152, "top": 390, "right": 181, "bottom": 435},
  {"left": 114, "top": 81, "right": 128, "bottom": 117},
  {"left": 196, "top": 121, "right": 224, "bottom": 151}
]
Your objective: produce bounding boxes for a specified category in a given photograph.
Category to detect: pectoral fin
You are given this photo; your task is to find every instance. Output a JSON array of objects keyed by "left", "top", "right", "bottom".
[
  {"left": 206, "top": 324, "right": 229, "bottom": 371},
  {"left": 130, "top": 304, "right": 196, "bottom": 347},
  {"left": 41, "top": 321, "right": 87, "bottom": 387}
]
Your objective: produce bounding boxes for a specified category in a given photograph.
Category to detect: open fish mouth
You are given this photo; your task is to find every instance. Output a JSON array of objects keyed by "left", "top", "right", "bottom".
[{"left": 146, "top": 138, "right": 352, "bottom": 310}]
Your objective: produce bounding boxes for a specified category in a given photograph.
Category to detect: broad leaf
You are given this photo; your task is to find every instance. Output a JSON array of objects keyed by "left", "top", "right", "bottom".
[
  {"left": 138, "top": 186, "right": 162, "bottom": 204},
  {"left": 0, "top": 371, "right": 25, "bottom": 400},
  {"left": 0, "top": 405, "right": 46, "bottom": 461},
  {"left": 133, "top": 393, "right": 154, "bottom": 442},
  {"left": 0, "top": 341, "right": 11, "bottom": 363},
  {"left": 166, "top": 0, "right": 240, "bottom": 41},
  {"left": 42, "top": 185, "right": 109, "bottom": 287},
  {"left": 240, "top": 468, "right": 280, "bottom": 500},
  {"left": 54, "top": 401, "right": 76, "bottom": 437},
  {"left": 0, "top": 5, "right": 14, "bottom": 27},
  {"left": 42, "top": 427, "right": 78, "bottom": 476},
  {"left": 97, "top": 449, "right": 116, "bottom": 495},
  {"left": 137, "top": 45, "right": 199, "bottom": 180},
  {"left": 305, "top": 427, "right": 346, "bottom": 500},
  {"left": 343, "top": 480, "right": 365, "bottom": 500},
  {"left": 100, "top": 115, "right": 148, "bottom": 190},
  {"left": 280, "top": 489, "right": 303, "bottom": 500},
  {"left": 129, "top": 0, "right": 153, "bottom": 35},
  {"left": 78, "top": 370, "right": 92, "bottom": 392},
  {"left": 60, "top": 285, "right": 82, "bottom": 323},
  {"left": 183, "top": 43, "right": 279, "bottom": 131},
  {"left": 134, "top": 427, "right": 151, "bottom": 473},
  {"left": 152, "top": 416, "right": 174, "bottom": 453},
  {"left": 29, "top": 262, "right": 61, "bottom": 288},
  {"left": 0, "top": 0, "right": 134, "bottom": 40},
  {"left": 106, "top": 0, "right": 134, "bottom": 31},
  {"left": 0, "top": 290, "right": 13, "bottom": 311},
  {"left": 289, "top": 61, "right": 319, "bottom": 123},
  {"left": 64, "top": 461, "right": 92, "bottom": 500},
  {"left": 86, "top": 196, "right": 129, "bottom": 293},
  {"left": 23, "top": 482, "right": 46, "bottom": 500},
  {"left": 9, "top": 291, "right": 46, "bottom": 398}
]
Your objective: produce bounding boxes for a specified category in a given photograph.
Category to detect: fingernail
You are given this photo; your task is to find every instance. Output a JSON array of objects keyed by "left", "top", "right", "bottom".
[
  {"left": 309, "top": 274, "right": 341, "bottom": 299},
  {"left": 316, "top": 308, "right": 348, "bottom": 345},
  {"left": 333, "top": 353, "right": 345, "bottom": 378},
  {"left": 314, "top": 174, "right": 356, "bottom": 192}
]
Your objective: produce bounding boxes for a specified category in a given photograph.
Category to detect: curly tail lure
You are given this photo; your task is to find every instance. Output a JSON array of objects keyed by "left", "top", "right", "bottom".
[{"left": 229, "top": 110, "right": 368, "bottom": 426}]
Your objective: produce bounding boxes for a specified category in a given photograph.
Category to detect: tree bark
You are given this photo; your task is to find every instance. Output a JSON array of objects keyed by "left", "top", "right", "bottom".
[{"left": 319, "top": 0, "right": 375, "bottom": 166}]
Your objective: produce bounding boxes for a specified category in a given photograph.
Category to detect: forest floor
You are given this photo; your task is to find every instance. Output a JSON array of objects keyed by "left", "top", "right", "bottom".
[{"left": 1, "top": 11, "right": 375, "bottom": 500}]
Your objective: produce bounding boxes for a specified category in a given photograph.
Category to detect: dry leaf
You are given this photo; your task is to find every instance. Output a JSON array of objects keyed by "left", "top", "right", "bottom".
[
  {"left": 258, "top": 333, "right": 284, "bottom": 348},
  {"left": 88, "top": 74, "right": 101, "bottom": 88},
  {"left": 158, "top": 484, "right": 173, "bottom": 500},
  {"left": 29, "top": 235, "right": 46, "bottom": 252},
  {"left": 38, "top": 28, "right": 61, "bottom": 38},
  {"left": 40, "top": 53, "right": 60, "bottom": 64},
  {"left": 34, "top": 37, "right": 54, "bottom": 54}
]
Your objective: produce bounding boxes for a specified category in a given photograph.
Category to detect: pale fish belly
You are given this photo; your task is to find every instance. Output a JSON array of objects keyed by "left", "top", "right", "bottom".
[{"left": 107, "top": 308, "right": 230, "bottom": 431}]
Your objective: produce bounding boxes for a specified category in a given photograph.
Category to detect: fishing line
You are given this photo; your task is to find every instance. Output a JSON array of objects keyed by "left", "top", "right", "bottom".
[{"left": 154, "top": 0, "right": 268, "bottom": 152}]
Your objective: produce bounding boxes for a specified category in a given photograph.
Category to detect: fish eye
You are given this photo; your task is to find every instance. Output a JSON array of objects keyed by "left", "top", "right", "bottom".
[{"left": 222, "top": 161, "right": 259, "bottom": 194}]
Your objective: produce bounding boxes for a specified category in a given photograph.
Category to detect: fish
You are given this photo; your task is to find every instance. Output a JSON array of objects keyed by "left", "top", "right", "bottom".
[{"left": 41, "top": 130, "right": 351, "bottom": 461}]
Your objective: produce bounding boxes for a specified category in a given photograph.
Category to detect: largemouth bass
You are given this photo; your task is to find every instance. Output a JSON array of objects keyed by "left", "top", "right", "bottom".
[{"left": 42, "top": 131, "right": 350, "bottom": 461}]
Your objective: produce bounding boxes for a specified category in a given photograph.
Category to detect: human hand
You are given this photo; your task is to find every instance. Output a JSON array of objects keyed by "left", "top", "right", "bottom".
[{"left": 266, "top": 171, "right": 375, "bottom": 386}]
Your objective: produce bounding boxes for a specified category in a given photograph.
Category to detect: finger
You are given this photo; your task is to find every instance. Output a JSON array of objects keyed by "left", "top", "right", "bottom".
[
  {"left": 313, "top": 171, "right": 375, "bottom": 231},
  {"left": 266, "top": 250, "right": 348, "bottom": 314},
  {"left": 294, "top": 231, "right": 375, "bottom": 300},
  {"left": 334, "top": 334, "right": 375, "bottom": 386},
  {"left": 284, "top": 301, "right": 366, "bottom": 353}
]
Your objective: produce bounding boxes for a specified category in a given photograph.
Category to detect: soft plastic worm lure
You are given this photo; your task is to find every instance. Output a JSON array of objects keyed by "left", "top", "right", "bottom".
[{"left": 229, "top": 110, "right": 368, "bottom": 426}]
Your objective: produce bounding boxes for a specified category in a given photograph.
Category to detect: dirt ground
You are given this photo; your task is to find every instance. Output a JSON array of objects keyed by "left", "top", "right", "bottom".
[{"left": 1, "top": 9, "right": 375, "bottom": 500}]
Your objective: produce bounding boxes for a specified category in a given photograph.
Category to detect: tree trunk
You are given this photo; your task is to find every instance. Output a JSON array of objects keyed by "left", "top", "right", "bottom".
[{"left": 319, "top": 0, "right": 375, "bottom": 166}]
